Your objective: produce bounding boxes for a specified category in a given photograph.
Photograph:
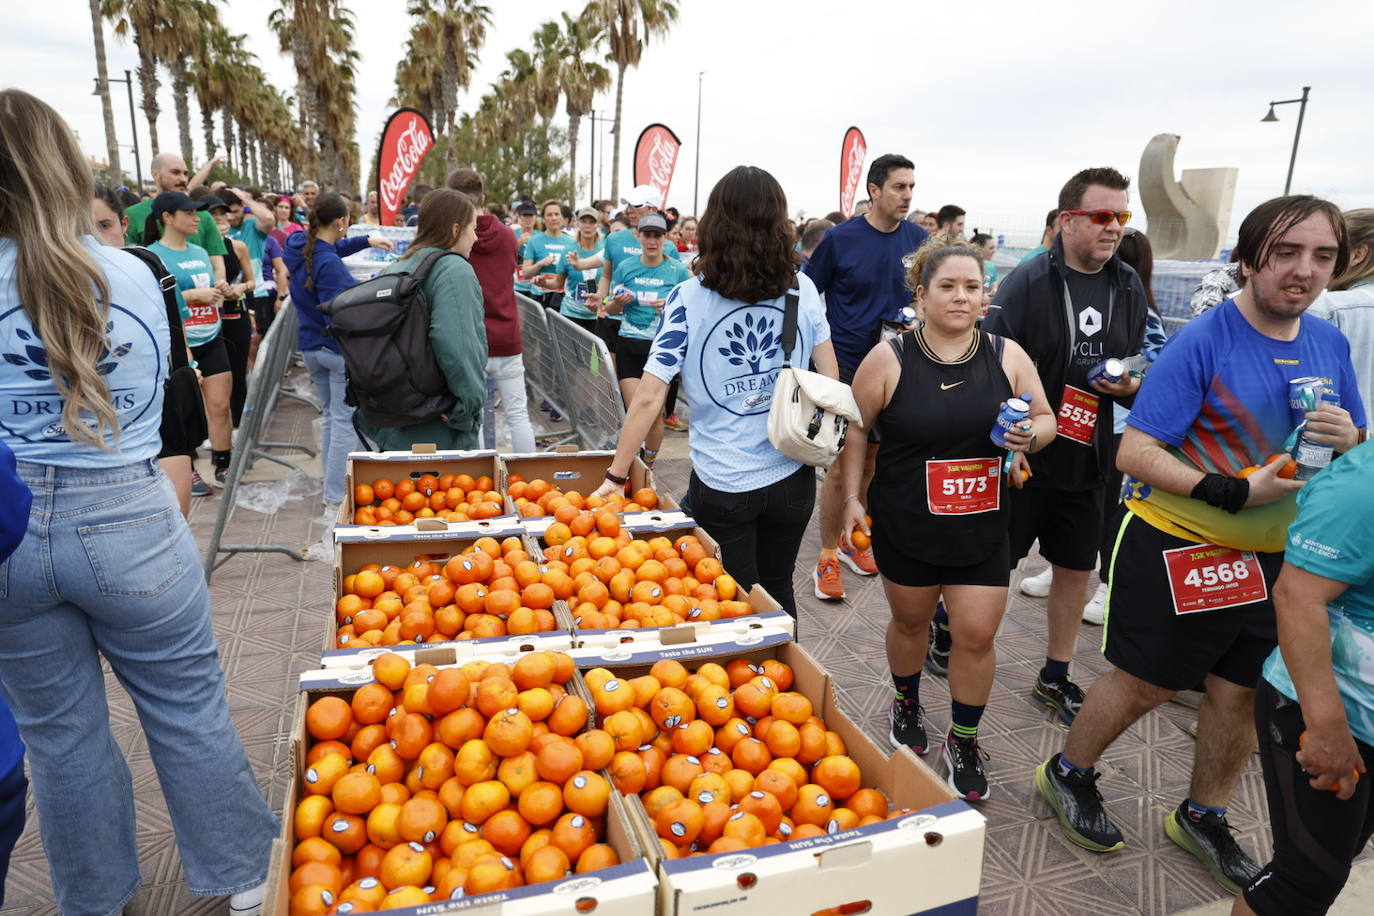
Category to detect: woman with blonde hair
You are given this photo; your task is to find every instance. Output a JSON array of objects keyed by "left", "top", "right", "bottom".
[{"left": 0, "top": 89, "right": 277, "bottom": 915}]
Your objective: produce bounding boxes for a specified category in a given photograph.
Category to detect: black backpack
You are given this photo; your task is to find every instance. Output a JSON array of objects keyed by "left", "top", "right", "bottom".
[{"left": 319, "top": 250, "right": 458, "bottom": 428}]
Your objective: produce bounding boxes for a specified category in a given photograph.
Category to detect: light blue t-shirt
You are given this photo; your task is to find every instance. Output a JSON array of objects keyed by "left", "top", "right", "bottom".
[
  {"left": 612, "top": 257, "right": 692, "bottom": 340},
  {"left": 557, "top": 242, "right": 604, "bottom": 321},
  {"left": 522, "top": 232, "right": 575, "bottom": 293},
  {"left": 0, "top": 238, "right": 168, "bottom": 466},
  {"left": 148, "top": 240, "right": 221, "bottom": 346},
  {"left": 645, "top": 274, "right": 832, "bottom": 492},
  {"left": 1262, "top": 441, "right": 1374, "bottom": 746}
]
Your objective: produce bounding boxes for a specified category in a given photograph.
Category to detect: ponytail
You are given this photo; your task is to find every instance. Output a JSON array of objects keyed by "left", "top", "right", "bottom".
[{"left": 304, "top": 193, "right": 350, "bottom": 291}]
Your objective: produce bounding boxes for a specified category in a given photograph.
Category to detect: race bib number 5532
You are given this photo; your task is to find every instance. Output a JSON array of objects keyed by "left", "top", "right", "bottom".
[
  {"left": 1162, "top": 544, "right": 1267, "bottom": 614},
  {"left": 1056, "top": 385, "right": 1099, "bottom": 445}
]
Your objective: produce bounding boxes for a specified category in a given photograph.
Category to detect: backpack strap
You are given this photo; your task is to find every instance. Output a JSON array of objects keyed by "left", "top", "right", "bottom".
[
  {"left": 779, "top": 282, "right": 801, "bottom": 367},
  {"left": 123, "top": 245, "right": 189, "bottom": 371},
  {"left": 409, "top": 249, "right": 458, "bottom": 284}
]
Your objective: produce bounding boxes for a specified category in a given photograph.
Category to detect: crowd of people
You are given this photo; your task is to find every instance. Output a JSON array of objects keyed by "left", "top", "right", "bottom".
[{"left": 2, "top": 83, "right": 1374, "bottom": 916}]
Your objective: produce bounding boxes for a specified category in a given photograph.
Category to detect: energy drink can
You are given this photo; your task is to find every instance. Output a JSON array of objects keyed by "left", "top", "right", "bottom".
[
  {"left": 1087, "top": 357, "right": 1126, "bottom": 386},
  {"left": 1289, "top": 376, "right": 1327, "bottom": 425},
  {"left": 990, "top": 397, "right": 1031, "bottom": 448}
]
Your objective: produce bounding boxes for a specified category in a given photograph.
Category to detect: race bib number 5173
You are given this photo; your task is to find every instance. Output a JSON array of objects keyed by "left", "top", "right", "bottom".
[{"left": 1162, "top": 544, "right": 1267, "bottom": 615}]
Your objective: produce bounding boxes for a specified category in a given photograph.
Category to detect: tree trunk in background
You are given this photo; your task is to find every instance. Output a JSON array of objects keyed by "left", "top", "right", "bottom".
[
  {"left": 239, "top": 129, "right": 250, "bottom": 184},
  {"left": 171, "top": 58, "right": 193, "bottom": 162},
  {"left": 609, "top": 62, "right": 626, "bottom": 202},
  {"left": 221, "top": 109, "right": 235, "bottom": 173},
  {"left": 136, "top": 41, "right": 160, "bottom": 153},
  {"left": 89, "top": 0, "right": 121, "bottom": 180},
  {"left": 568, "top": 111, "right": 582, "bottom": 210},
  {"left": 200, "top": 101, "right": 216, "bottom": 160},
  {"left": 250, "top": 136, "right": 260, "bottom": 185}
]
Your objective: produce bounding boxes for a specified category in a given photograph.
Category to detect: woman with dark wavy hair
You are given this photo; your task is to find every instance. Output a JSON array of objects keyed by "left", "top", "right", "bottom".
[{"left": 594, "top": 166, "right": 839, "bottom": 615}]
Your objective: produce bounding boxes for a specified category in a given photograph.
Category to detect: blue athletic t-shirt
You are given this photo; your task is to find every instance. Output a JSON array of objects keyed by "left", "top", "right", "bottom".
[
  {"left": 1124, "top": 299, "right": 1365, "bottom": 552},
  {"left": 645, "top": 274, "right": 831, "bottom": 492},
  {"left": 557, "top": 242, "right": 604, "bottom": 320},
  {"left": 522, "top": 232, "right": 575, "bottom": 293},
  {"left": 1262, "top": 441, "right": 1374, "bottom": 745},
  {"left": 802, "top": 216, "right": 927, "bottom": 371},
  {"left": 611, "top": 257, "right": 693, "bottom": 340},
  {"left": 148, "top": 240, "right": 221, "bottom": 346},
  {"left": 229, "top": 220, "right": 269, "bottom": 293},
  {"left": 0, "top": 238, "right": 168, "bottom": 466}
]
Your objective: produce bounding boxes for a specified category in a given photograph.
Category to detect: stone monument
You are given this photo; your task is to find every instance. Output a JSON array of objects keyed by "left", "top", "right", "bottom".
[{"left": 1139, "top": 134, "right": 1237, "bottom": 260}]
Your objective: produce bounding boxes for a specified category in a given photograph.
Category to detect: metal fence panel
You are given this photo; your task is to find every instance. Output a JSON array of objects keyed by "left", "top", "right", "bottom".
[{"left": 545, "top": 310, "right": 625, "bottom": 450}]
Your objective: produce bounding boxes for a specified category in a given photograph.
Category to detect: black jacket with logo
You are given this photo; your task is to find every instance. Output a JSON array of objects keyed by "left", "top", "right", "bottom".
[{"left": 983, "top": 236, "right": 1148, "bottom": 490}]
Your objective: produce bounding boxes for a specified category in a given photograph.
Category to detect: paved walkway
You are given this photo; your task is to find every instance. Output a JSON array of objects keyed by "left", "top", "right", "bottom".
[{"left": 2, "top": 376, "right": 1369, "bottom": 914}]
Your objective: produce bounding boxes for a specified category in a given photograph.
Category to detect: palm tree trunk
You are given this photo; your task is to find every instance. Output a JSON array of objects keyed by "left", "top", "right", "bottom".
[
  {"left": 221, "top": 108, "right": 235, "bottom": 173},
  {"left": 568, "top": 111, "right": 582, "bottom": 210},
  {"left": 239, "top": 129, "right": 250, "bottom": 182},
  {"left": 250, "top": 135, "right": 260, "bottom": 185},
  {"left": 610, "top": 62, "right": 626, "bottom": 202},
  {"left": 135, "top": 39, "right": 160, "bottom": 153},
  {"left": 171, "top": 58, "right": 193, "bottom": 162},
  {"left": 89, "top": 0, "right": 121, "bottom": 180},
  {"left": 200, "top": 100, "right": 216, "bottom": 159}
]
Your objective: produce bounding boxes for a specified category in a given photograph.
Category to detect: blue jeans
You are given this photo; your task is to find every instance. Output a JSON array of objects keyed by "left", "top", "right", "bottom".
[
  {"left": 302, "top": 346, "right": 356, "bottom": 505},
  {"left": 0, "top": 460, "right": 278, "bottom": 915}
]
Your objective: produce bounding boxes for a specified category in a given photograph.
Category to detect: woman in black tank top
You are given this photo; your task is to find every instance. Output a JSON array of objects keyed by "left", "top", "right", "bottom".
[{"left": 836, "top": 243, "right": 1056, "bottom": 801}]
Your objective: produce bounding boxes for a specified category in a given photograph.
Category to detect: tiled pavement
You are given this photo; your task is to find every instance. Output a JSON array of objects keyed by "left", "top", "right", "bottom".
[{"left": 1, "top": 375, "right": 1368, "bottom": 915}]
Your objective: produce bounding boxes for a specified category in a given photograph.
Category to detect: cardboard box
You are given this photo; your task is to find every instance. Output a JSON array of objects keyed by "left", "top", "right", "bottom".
[
  {"left": 325, "top": 522, "right": 574, "bottom": 666},
  {"left": 265, "top": 662, "right": 658, "bottom": 915},
  {"left": 340, "top": 446, "right": 507, "bottom": 527},
  {"left": 601, "top": 638, "right": 985, "bottom": 916},
  {"left": 499, "top": 451, "right": 677, "bottom": 515}
]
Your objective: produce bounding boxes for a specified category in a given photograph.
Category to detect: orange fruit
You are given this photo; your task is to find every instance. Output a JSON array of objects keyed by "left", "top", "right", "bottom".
[
  {"left": 517, "top": 779, "right": 565, "bottom": 827},
  {"left": 379, "top": 840, "right": 434, "bottom": 889},
  {"left": 649, "top": 659, "right": 689, "bottom": 689},
  {"left": 306, "top": 696, "right": 353, "bottom": 741},
  {"left": 753, "top": 768, "right": 799, "bottom": 811},
  {"left": 460, "top": 779, "right": 512, "bottom": 825},
  {"left": 649, "top": 687, "right": 695, "bottom": 730},
  {"left": 671, "top": 720, "right": 715, "bottom": 757},
  {"left": 484, "top": 708, "right": 535, "bottom": 757},
  {"left": 844, "top": 787, "right": 889, "bottom": 819},
  {"left": 536, "top": 738, "right": 585, "bottom": 784},
  {"left": 322, "top": 812, "right": 367, "bottom": 854},
  {"left": 722, "top": 810, "right": 766, "bottom": 846},
  {"left": 632, "top": 488, "right": 658, "bottom": 509},
  {"left": 731, "top": 737, "right": 772, "bottom": 775},
  {"left": 371, "top": 653, "right": 411, "bottom": 690},
  {"left": 454, "top": 738, "right": 499, "bottom": 786},
  {"left": 332, "top": 771, "right": 382, "bottom": 815},
  {"left": 1267, "top": 453, "right": 1299, "bottom": 478},
  {"left": 739, "top": 789, "right": 784, "bottom": 834},
  {"left": 292, "top": 835, "right": 343, "bottom": 869},
  {"left": 397, "top": 795, "right": 448, "bottom": 844},
  {"left": 303, "top": 752, "right": 350, "bottom": 796},
  {"left": 608, "top": 751, "right": 647, "bottom": 794},
  {"left": 482, "top": 808, "right": 533, "bottom": 856},
  {"left": 573, "top": 729, "right": 616, "bottom": 770},
  {"left": 656, "top": 797, "right": 704, "bottom": 844},
  {"left": 563, "top": 770, "right": 611, "bottom": 817},
  {"left": 525, "top": 843, "right": 572, "bottom": 884},
  {"left": 771, "top": 691, "right": 813, "bottom": 725},
  {"left": 289, "top": 885, "right": 336, "bottom": 916},
  {"left": 763, "top": 720, "right": 801, "bottom": 759},
  {"left": 550, "top": 812, "right": 597, "bottom": 861},
  {"left": 547, "top": 694, "right": 588, "bottom": 736},
  {"left": 791, "top": 783, "right": 836, "bottom": 826},
  {"left": 813, "top": 756, "right": 862, "bottom": 800}
]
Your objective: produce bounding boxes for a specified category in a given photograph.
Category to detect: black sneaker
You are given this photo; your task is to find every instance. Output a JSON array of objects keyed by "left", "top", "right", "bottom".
[
  {"left": 1163, "top": 802, "right": 1261, "bottom": 895},
  {"left": 213, "top": 465, "right": 229, "bottom": 487},
  {"left": 889, "top": 697, "right": 928, "bottom": 755},
  {"left": 1034, "top": 672, "right": 1086, "bottom": 725},
  {"left": 926, "top": 616, "right": 951, "bottom": 677},
  {"left": 1034, "top": 755, "right": 1125, "bottom": 852},
  {"left": 942, "top": 735, "right": 989, "bottom": 801}
]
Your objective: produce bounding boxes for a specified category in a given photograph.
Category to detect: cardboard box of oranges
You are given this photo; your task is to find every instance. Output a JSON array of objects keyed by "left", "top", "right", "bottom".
[
  {"left": 499, "top": 451, "right": 679, "bottom": 520},
  {"left": 530, "top": 521, "right": 795, "bottom": 641},
  {"left": 268, "top": 648, "right": 658, "bottom": 915},
  {"left": 578, "top": 639, "right": 985, "bottom": 916},
  {"left": 325, "top": 523, "right": 575, "bottom": 667},
  {"left": 339, "top": 447, "right": 518, "bottom": 528}
]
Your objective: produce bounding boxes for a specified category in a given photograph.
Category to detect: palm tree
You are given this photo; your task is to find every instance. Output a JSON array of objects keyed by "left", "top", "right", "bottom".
[
  {"left": 102, "top": 0, "right": 184, "bottom": 153},
  {"left": 404, "top": 0, "right": 491, "bottom": 172},
  {"left": 581, "top": 0, "right": 679, "bottom": 200},
  {"left": 553, "top": 10, "right": 609, "bottom": 208},
  {"left": 269, "top": 0, "right": 324, "bottom": 179},
  {"left": 89, "top": 0, "right": 122, "bottom": 180}
]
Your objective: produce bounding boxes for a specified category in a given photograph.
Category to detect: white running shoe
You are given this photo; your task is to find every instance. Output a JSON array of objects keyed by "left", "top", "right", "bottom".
[
  {"left": 1020, "top": 566, "right": 1054, "bottom": 597},
  {"left": 1082, "top": 582, "right": 1108, "bottom": 625},
  {"left": 229, "top": 881, "right": 266, "bottom": 916}
]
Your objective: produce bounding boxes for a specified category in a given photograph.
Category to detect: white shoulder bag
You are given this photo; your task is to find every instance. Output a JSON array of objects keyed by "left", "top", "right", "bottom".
[{"left": 767, "top": 284, "right": 862, "bottom": 467}]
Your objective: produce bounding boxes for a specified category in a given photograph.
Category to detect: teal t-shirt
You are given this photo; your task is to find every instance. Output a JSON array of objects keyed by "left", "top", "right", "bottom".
[
  {"left": 148, "top": 240, "right": 221, "bottom": 346},
  {"left": 124, "top": 201, "right": 225, "bottom": 258},
  {"left": 602, "top": 230, "right": 680, "bottom": 326},
  {"left": 513, "top": 228, "right": 538, "bottom": 295},
  {"left": 522, "top": 232, "right": 575, "bottom": 293},
  {"left": 1262, "top": 441, "right": 1374, "bottom": 745},
  {"left": 612, "top": 256, "right": 692, "bottom": 340},
  {"left": 557, "top": 242, "right": 604, "bottom": 320},
  {"left": 229, "top": 220, "right": 268, "bottom": 292}
]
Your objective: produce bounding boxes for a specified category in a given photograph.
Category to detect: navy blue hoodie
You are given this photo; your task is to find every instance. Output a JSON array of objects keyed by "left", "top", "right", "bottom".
[{"left": 283, "top": 232, "right": 371, "bottom": 352}]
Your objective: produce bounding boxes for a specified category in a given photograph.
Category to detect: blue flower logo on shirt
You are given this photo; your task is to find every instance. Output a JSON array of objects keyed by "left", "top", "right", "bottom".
[
  {"left": 716, "top": 313, "right": 779, "bottom": 374},
  {"left": 2, "top": 325, "right": 131, "bottom": 380},
  {"left": 700, "top": 305, "right": 786, "bottom": 417},
  {"left": 653, "top": 303, "right": 689, "bottom": 369}
]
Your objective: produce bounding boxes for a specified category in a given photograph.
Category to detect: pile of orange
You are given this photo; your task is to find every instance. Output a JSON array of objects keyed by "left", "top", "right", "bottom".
[
  {"left": 288, "top": 651, "right": 620, "bottom": 914},
  {"left": 590, "top": 657, "right": 907, "bottom": 860},
  {"left": 506, "top": 472, "right": 660, "bottom": 519},
  {"left": 349, "top": 473, "right": 506, "bottom": 526},
  {"left": 1237, "top": 453, "right": 1298, "bottom": 479},
  {"left": 335, "top": 536, "right": 560, "bottom": 649},
  {"left": 538, "top": 527, "right": 753, "bottom": 630}
]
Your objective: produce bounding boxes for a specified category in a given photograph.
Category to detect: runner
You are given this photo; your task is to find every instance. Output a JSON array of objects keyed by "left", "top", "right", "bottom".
[
  {"left": 840, "top": 239, "right": 1054, "bottom": 798},
  {"left": 512, "top": 202, "right": 540, "bottom": 302},
  {"left": 122, "top": 152, "right": 226, "bottom": 282},
  {"left": 1239, "top": 438, "right": 1374, "bottom": 916},
  {"left": 521, "top": 199, "right": 575, "bottom": 312},
  {"left": 202, "top": 193, "right": 255, "bottom": 431},
  {"left": 804, "top": 153, "right": 928, "bottom": 600},
  {"left": 1034, "top": 195, "right": 1365, "bottom": 895},
  {"left": 556, "top": 207, "right": 605, "bottom": 336},
  {"left": 982, "top": 166, "right": 1148, "bottom": 724}
]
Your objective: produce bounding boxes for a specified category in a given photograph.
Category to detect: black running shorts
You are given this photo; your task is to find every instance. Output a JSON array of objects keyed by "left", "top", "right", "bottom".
[
  {"left": 1102, "top": 511, "right": 1281, "bottom": 691},
  {"left": 190, "top": 335, "right": 231, "bottom": 378},
  {"left": 873, "top": 532, "right": 1010, "bottom": 588},
  {"left": 1008, "top": 484, "right": 1104, "bottom": 571},
  {"left": 615, "top": 336, "right": 652, "bottom": 381}
]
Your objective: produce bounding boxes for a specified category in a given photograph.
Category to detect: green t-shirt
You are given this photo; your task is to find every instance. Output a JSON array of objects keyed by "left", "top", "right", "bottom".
[
  {"left": 124, "top": 201, "right": 226, "bottom": 260},
  {"left": 148, "top": 240, "right": 221, "bottom": 346},
  {"left": 611, "top": 256, "right": 692, "bottom": 340}
]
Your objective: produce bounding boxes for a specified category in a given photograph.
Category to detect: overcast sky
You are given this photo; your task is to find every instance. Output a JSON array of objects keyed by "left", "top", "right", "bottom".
[{"left": 7, "top": 0, "right": 1371, "bottom": 245}]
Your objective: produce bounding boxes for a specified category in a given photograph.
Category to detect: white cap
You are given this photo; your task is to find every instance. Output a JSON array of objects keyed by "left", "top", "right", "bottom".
[{"left": 622, "top": 184, "right": 662, "bottom": 209}]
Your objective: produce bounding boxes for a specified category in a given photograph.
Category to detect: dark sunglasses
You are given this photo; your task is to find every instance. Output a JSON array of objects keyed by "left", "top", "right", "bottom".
[{"left": 1064, "top": 208, "right": 1132, "bottom": 226}]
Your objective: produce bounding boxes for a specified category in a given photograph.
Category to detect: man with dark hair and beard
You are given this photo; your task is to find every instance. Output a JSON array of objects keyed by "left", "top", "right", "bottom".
[{"left": 1035, "top": 195, "right": 1367, "bottom": 896}]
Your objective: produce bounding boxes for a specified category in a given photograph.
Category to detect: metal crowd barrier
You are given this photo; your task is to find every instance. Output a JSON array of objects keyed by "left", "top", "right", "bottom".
[
  {"left": 202, "top": 299, "right": 317, "bottom": 580},
  {"left": 515, "top": 294, "right": 577, "bottom": 447}
]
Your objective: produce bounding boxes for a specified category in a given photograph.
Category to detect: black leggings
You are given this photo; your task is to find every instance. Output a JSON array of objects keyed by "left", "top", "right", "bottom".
[
  {"left": 219, "top": 311, "right": 253, "bottom": 427},
  {"left": 686, "top": 463, "right": 815, "bottom": 618},
  {"left": 1244, "top": 678, "right": 1374, "bottom": 915}
]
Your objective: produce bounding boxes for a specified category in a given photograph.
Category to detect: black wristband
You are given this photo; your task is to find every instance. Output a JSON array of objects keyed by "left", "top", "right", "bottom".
[
  {"left": 1190, "top": 473, "right": 1248, "bottom": 515},
  {"left": 604, "top": 469, "right": 629, "bottom": 485}
]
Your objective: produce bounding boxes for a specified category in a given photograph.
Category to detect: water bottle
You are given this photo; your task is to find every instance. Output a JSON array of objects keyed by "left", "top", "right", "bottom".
[
  {"left": 1122, "top": 352, "right": 1156, "bottom": 378},
  {"left": 1292, "top": 391, "right": 1341, "bottom": 480}
]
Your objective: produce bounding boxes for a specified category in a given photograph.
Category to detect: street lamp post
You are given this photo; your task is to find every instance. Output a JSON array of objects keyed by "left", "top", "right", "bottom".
[
  {"left": 588, "top": 112, "right": 614, "bottom": 203},
  {"left": 1260, "top": 85, "right": 1310, "bottom": 195},
  {"left": 93, "top": 69, "right": 142, "bottom": 191},
  {"left": 693, "top": 71, "right": 704, "bottom": 217}
]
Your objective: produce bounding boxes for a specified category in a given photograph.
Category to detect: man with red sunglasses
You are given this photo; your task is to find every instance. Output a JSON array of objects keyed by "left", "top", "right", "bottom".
[{"left": 982, "top": 166, "right": 1148, "bottom": 723}]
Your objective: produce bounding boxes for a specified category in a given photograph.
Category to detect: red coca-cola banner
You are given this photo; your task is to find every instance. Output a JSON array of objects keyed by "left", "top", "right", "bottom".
[
  {"left": 839, "top": 126, "right": 867, "bottom": 218},
  {"left": 633, "top": 123, "right": 682, "bottom": 208},
  {"left": 376, "top": 108, "right": 435, "bottom": 226}
]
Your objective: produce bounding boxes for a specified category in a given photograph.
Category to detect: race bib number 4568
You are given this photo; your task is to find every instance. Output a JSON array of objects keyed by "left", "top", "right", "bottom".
[{"left": 1162, "top": 544, "right": 1268, "bottom": 615}]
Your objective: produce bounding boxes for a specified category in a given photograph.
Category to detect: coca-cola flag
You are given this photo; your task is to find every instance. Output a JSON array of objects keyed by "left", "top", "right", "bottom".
[
  {"left": 633, "top": 124, "right": 682, "bottom": 208},
  {"left": 839, "top": 126, "right": 867, "bottom": 218},
  {"left": 376, "top": 108, "right": 435, "bottom": 226}
]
